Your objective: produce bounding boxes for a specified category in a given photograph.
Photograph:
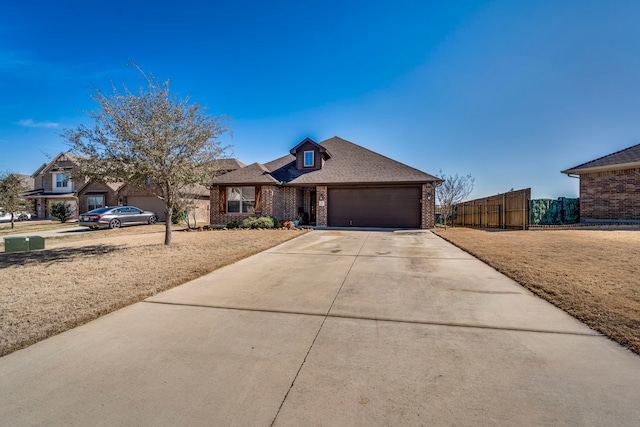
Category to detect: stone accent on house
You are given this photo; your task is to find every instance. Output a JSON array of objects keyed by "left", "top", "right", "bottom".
[
  {"left": 421, "top": 183, "right": 437, "bottom": 228},
  {"left": 579, "top": 168, "right": 640, "bottom": 221},
  {"left": 316, "top": 186, "right": 328, "bottom": 227}
]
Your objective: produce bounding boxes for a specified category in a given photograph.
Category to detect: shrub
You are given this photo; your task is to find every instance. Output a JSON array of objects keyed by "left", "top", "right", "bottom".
[
  {"left": 49, "top": 202, "right": 75, "bottom": 223},
  {"left": 226, "top": 221, "right": 239, "bottom": 229},
  {"left": 241, "top": 216, "right": 276, "bottom": 229},
  {"left": 171, "top": 205, "right": 188, "bottom": 225}
]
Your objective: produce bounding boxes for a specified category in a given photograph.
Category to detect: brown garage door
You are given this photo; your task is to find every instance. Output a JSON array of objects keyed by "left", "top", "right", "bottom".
[
  {"left": 328, "top": 187, "right": 421, "bottom": 228},
  {"left": 127, "top": 196, "right": 166, "bottom": 221}
]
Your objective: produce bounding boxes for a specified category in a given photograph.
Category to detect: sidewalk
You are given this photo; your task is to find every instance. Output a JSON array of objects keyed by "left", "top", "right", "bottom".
[{"left": 0, "top": 222, "right": 89, "bottom": 240}]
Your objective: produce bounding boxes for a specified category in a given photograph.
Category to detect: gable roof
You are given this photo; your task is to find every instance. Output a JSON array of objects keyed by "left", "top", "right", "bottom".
[
  {"left": 289, "top": 137, "right": 332, "bottom": 159},
  {"left": 212, "top": 162, "right": 280, "bottom": 185},
  {"left": 75, "top": 181, "right": 127, "bottom": 195},
  {"left": 212, "top": 136, "right": 441, "bottom": 186},
  {"left": 210, "top": 158, "right": 247, "bottom": 172},
  {"left": 562, "top": 143, "right": 640, "bottom": 175},
  {"left": 35, "top": 152, "right": 84, "bottom": 176}
]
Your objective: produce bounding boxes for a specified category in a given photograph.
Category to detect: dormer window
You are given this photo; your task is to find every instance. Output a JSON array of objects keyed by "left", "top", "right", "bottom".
[
  {"left": 303, "top": 151, "right": 314, "bottom": 167},
  {"left": 290, "top": 137, "right": 331, "bottom": 171}
]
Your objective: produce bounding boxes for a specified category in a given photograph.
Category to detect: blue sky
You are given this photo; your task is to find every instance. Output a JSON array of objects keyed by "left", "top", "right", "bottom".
[{"left": 2, "top": 0, "right": 640, "bottom": 199}]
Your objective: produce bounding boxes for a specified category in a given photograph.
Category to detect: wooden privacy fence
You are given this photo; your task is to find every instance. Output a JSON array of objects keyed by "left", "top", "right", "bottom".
[{"left": 453, "top": 188, "right": 531, "bottom": 229}]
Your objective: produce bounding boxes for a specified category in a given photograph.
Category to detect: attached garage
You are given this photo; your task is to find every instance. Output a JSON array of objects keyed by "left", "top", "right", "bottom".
[
  {"left": 127, "top": 196, "right": 166, "bottom": 221},
  {"left": 328, "top": 187, "right": 421, "bottom": 228}
]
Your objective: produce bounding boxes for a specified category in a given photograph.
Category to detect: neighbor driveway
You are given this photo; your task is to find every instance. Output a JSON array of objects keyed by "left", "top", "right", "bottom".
[{"left": 1, "top": 230, "right": 639, "bottom": 426}]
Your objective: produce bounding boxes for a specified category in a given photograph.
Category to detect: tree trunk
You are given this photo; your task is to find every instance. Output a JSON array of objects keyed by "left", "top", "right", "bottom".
[
  {"left": 164, "top": 184, "right": 173, "bottom": 246},
  {"left": 164, "top": 204, "right": 172, "bottom": 246}
]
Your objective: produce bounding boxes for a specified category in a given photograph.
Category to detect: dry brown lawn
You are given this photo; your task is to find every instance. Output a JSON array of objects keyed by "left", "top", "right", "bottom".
[
  {"left": 433, "top": 227, "right": 640, "bottom": 354},
  {"left": 0, "top": 225, "right": 306, "bottom": 357}
]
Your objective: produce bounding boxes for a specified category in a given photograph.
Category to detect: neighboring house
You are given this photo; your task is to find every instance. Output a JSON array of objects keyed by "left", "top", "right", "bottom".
[
  {"left": 24, "top": 152, "right": 86, "bottom": 219},
  {"left": 24, "top": 153, "right": 245, "bottom": 221},
  {"left": 116, "top": 182, "right": 211, "bottom": 223},
  {"left": 76, "top": 181, "right": 125, "bottom": 215},
  {"left": 562, "top": 143, "right": 640, "bottom": 222},
  {"left": 211, "top": 136, "right": 442, "bottom": 228}
]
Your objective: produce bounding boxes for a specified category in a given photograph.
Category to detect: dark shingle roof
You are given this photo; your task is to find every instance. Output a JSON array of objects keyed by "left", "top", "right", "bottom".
[
  {"left": 212, "top": 136, "right": 441, "bottom": 186},
  {"left": 212, "top": 162, "right": 279, "bottom": 185},
  {"left": 210, "top": 158, "right": 246, "bottom": 172},
  {"left": 562, "top": 143, "right": 640, "bottom": 174}
]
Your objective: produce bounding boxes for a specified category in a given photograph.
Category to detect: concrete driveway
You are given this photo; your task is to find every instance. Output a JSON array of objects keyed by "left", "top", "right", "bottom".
[{"left": 1, "top": 230, "right": 639, "bottom": 426}]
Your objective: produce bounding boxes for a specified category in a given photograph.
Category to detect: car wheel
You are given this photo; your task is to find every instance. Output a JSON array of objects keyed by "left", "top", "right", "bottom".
[
  {"left": 109, "top": 219, "right": 121, "bottom": 229},
  {"left": 148, "top": 215, "right": 157, "bottom": 225}
]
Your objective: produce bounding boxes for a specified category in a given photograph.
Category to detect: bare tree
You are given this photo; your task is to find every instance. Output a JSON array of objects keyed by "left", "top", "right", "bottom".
[
  {"left": 64, "top": 64, "right": 231, "bottom": 245},
  {"left": 436, "top": 170, "right": 474, "bottom": 228},
  {"left": 0, "top": 172, "right": 29, "bottom": 229}
]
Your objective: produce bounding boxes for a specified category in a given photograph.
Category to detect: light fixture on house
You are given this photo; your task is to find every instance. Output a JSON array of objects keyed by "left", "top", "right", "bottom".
[{"left": 319, "top": 193, "right": 325, "bottom": 201}]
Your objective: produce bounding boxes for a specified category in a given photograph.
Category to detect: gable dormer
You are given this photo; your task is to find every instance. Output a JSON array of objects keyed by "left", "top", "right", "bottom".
[
  {"left": 289, "top": 137, "right": 332, "bottom": 171},
  {"left": 39, "top": 152, "right": 84, "bottom": 193}
]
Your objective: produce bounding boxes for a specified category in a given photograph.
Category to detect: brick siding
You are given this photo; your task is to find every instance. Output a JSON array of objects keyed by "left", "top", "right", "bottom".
[
  {"left": 580, "top": 168, "right": 640, "bottom": 220},
  {"left": 77, "top": 182, "right": 119, "bottom": 214},
  {"left": 316, "top": 186, "right": 328, "bottom": 226},
  {"left": 210, "top": 185, "right": 299, "bottom": 226},
  {"left": 421, "top": 183, "right": 436, "bottom": 228}
]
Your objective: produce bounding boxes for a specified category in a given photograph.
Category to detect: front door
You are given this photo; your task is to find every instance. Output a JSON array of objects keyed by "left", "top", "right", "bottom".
[{"left": 309, "top": 190, "right": 316, "bottom": 224}]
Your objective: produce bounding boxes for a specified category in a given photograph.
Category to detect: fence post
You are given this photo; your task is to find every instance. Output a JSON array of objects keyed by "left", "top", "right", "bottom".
[
  {"left": 523, "top": 189, "right": 527, "bottom": 230},
  {"left": 502, "top": 194, "right": 506, "bottom": 229}
]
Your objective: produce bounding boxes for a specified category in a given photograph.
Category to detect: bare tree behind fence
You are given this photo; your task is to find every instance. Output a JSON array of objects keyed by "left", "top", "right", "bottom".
[{"left": 453, "top": 188, "right": 531, "bottom": 229}]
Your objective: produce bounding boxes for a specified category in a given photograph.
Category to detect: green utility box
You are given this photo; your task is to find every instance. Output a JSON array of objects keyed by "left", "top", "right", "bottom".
[
  {"left": 3, "top": 236, "right": 45, "bottom": 253},
  {"left": 4, "top": 237, "right": 30, "bottom": 253},
  {"left": 28, "top": 236, "right": 45, "bottom": 250}
]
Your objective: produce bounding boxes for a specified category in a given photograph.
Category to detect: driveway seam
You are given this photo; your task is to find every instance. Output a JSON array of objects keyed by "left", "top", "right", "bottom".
[
  {"left": 142, "top": 300, "right": 599, "bottom": 337},
  {"left": 266, "top": 251, "right": 474, "bottom": 260},
  {"left": 268, "top": 231, "right": 372, "bottom": 427}
]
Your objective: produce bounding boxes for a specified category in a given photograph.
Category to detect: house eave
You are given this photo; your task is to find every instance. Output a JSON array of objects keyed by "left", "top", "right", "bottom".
[
  {"left": 284, "top": 180, "right": 441, "bottom": 187},
  {"left": 562, "top": 161, "right": 640, "bottom": 175}
]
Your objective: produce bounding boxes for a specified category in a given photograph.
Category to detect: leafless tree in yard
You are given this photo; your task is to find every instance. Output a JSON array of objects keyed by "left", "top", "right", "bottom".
[
  {"left": 0, "top": 172, "right": 29, "bottom": 229},
  {"left": 436, "top": 170, "right": 474, "bottom": 228},
  {"left": 64, "top": 63, "right": 231, "bottom": 245}
]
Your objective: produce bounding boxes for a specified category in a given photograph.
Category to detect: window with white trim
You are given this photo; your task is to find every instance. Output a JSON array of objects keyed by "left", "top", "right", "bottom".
[
  {"left": 56, "top": 173, "right": 69, "bottom": 188},
  {"left": 303, "top": 151, "right": 314, "bottom": 167},
  {"left": 87, "top": 196, "right": 105, "bottom": 211},
  {"left": 227, "top": 187, "right": 255, "bottom": 214}
]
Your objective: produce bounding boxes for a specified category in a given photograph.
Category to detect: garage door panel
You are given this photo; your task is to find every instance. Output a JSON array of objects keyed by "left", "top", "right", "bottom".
[
  {"left": 328, "top": 187, "right": 420, "bottom": 228},
  {"left": 127, "top": 196, "right": 166, "bottom": 222}
]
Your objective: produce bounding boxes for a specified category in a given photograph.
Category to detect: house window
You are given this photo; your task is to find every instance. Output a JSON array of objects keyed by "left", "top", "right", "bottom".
[
  {"left": 56, "top": 174, "right": 69, "bottom": 188},
  {"left": 87, "top": 196, "right": 105, "bottom": 211},
  {"left": 303, "top": 151, "right": 314, "bottom": 167},
  {"left": 227, "top": 187, "right": 255, "bottom": 214}
]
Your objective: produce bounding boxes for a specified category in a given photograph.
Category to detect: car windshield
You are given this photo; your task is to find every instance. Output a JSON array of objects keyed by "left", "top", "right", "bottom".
[{"left": 85, "top": 207, "right": 111, "bottom": 215}]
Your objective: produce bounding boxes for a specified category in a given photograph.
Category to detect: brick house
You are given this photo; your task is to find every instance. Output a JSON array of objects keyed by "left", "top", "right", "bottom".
[
  {"left": 211, "top": 136, "right": 442, "bottom": 228},
  {"left": 25, "top": 152, "right": 86, "bottom": 219},
  {"left": 25, "top": 153, "right": 244, "bottom": 221},
  {"left": 562, "top": 143, "right": 640, "bottom": 222}
]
